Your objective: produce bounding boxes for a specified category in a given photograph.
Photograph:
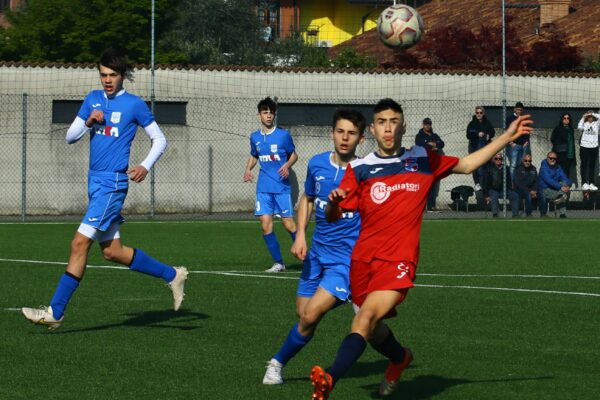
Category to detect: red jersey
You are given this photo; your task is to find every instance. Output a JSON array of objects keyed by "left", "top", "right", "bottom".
[{"left": 339, "top": 146, "right": 459, "bottom": 263}]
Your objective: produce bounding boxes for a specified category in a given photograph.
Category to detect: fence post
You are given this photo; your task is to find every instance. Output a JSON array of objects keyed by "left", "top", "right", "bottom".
[
  {"left": 208, "top": 145, "right": 213, "bottom": 214},
  {"left": 21, "top": 93, "right": 28, "bottom": 222}
]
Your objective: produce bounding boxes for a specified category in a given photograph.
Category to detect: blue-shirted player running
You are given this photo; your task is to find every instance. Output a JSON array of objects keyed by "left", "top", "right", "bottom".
[
  {"left": 262, "top": 109, "right": 365, "bottom": 384},
  {"left": 244, "top": 97, "right": 298, "bottom": 272},
  {"left": 21, "top": 49, "right": 188, "bottom": 330}
]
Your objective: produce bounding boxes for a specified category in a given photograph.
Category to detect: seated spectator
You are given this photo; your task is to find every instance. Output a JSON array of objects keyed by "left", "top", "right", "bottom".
[
  {"left": 482, "top": 153, "right": 520, "bottom": 218},
  {"left": 466, "top": 106, "right": 495, "bottom": 192},
  {"left": 538, "top": 151, "right": 571, "bottom": 218},
  {"left": 513, "top": 155, "right": 538, "bottom": 217},
  {"left": 506, "top": 102, "right": 530, "bottom": 179},
  {"left": 416, "top": 117, "right": 445, "bottom": 211}
]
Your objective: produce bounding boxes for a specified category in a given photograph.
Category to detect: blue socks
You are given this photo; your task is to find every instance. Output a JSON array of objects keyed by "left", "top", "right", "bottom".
[
  {"left": 273, "top": 323, "right": 313, "bottom": 365},
  {"left": 50, "top": 272, "right": 80, "bottom": 319},
  {"left": 129, "top": 248, "right": 176, "bottom": 283},
  {"left": 263, "top": 232, "right": 283, "bottom": 263},
  {"left": 329, "top": 333, "right": 367, "bottom": 385}
]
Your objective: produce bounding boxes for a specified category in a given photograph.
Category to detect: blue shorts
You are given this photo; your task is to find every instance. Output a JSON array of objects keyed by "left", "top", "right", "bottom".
[
  {"left": 296, "top": 251, "right": 350, "bottom": 301},
  {"left": 254, "top": 192, "right": 294, "bottom": 217},
  {"left": 82, "top": 170, "right": 128, "bottom": 231}
]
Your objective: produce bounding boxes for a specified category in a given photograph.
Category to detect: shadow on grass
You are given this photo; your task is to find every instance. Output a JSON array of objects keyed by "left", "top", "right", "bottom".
[
  {"left": 51, "top": 309, "right": 209, "bottom": 334},
  {"left": 285, "top": 263, "right": 304, "bottom": 271},
  {"left": 286, "top": 359, "right": 552, "bottom": 399},
  {"left": 359, "top": 373, "right": 554, "bottom": 399}
]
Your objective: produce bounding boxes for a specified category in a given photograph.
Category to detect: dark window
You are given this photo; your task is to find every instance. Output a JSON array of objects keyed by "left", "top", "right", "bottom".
[
  {"left": 52, "top": 100, "right": 187, "bottom": 125},
  {"left": 0, "top": 0, "right": 11, "bottom": 12}
]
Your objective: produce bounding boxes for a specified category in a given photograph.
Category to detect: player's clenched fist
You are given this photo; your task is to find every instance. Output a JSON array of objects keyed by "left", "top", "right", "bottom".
[
  {"left": 328, "top": 188, "right": 348, "bottom": 204},
  {"left": 86, "top": 110, "right": 104, "bottom": 127}
]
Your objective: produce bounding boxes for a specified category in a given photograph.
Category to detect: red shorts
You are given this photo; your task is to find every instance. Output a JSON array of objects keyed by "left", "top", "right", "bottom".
[{"left": 350, "top": 259, "right": 416, "bottom": 317}]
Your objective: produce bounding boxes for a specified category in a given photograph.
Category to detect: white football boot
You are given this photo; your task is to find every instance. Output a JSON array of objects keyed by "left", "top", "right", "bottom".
[
  {"left": 265, "top": 262, "right": 286, "bottom": 273},
  {"left": 262, "top": 358, "right": 284, "bottom": 385},
  {"left": 168, "top": 266, "right": 188, "bottom": 311},
  {"left": 21, "top": 306, "right": 63, "bottom": 330}
]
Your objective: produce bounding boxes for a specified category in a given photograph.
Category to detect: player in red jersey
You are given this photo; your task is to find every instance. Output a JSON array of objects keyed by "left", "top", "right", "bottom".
[{"left": 309, "top": 99, "right": 533, "bottom": 400}]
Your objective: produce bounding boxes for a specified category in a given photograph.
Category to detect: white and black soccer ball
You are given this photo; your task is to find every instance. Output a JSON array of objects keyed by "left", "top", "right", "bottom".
[{"left": 377, "top": 4, "right": 424, "bottom": 49}]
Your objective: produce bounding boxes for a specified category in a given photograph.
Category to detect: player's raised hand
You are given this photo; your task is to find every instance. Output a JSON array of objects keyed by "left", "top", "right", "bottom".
[
  {"left": 506, "top": 114, "right": 533, "bottom": 142},
  {"left": 243, "top": 170, "right": 254, "bottom": 182},
  {"left": 127, "top": 165, "right": 148, "bottom": 183},
  {"left": 291, "top": 235, "right": 308, "bottom": 260},
  {"left": 86, "top": 110, "right": 104, "bottom": 127},
  {"left": 328, "top": 188, "right": 348, "bottom": 204}
]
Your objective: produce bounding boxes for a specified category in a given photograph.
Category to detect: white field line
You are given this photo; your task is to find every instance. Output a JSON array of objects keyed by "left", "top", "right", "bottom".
[{"left": 1, "top": 258, "right": 599, "bottom": 298}]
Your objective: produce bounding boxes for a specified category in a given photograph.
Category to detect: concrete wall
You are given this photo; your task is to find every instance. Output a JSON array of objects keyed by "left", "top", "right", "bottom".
[{"left": 0, "top": 65, "right": 599, "bottom": 215}]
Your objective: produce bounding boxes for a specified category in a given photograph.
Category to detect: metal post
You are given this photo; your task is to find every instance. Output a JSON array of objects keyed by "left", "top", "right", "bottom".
[
  {"left": 501, "top": 0, "right": 507, "bottom": 217},
  {"left": 150, "top": 0, "right": 156, "bottom": 218},
  {"left": 21, "top": 93, "right": 28, "bottom": 222},
  {"left": 208, "top": 145, "right": 213, "bottom": 214}
]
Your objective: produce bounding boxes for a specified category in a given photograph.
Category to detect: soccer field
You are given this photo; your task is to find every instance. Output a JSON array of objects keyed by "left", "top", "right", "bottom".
[{"left": 1, "top": 220, "right": 599, "bottom": 400}]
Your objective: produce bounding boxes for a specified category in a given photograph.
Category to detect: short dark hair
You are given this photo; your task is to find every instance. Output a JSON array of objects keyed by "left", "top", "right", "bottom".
[
  {"left": 98, "top": 48, "right": 130, "bottom": 78},
  {"left": 332, "top": 109, "right": 366, "bottom": 135},
  {"left": 373, "top": 98, "right": 403, "bottom": 115},
  {"left": 257, "top": 97, "right": 277, "bottom": 113},
  {"left": 515, "top": 102, "right": 524, "bottom": 109}
]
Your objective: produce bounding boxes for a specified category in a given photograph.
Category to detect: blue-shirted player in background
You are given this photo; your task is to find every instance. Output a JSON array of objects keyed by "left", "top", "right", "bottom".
[
  {"left": 262, "top": 109, "right": 365, "bottom": 384},
  {"left": 21, "top": 49, "right": 188, "bottom": 330},
  {"left": 244, "top": 97, "right": 298, "bottom": 272}
]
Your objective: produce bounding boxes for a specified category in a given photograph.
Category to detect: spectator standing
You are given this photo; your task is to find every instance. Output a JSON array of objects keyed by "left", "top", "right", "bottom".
[
  {"left": 506, "top": 102, "right": 530, "bottom": 178},
  {"left": 538, "top": 151, "right": 571, "bottom": 218},
  {"left": 415, "top": 117, "right": 444, "bottom": 211},
  {"left": 551, "top": 113, "right": 576, "bottom": 185},
  {"left": 482, "top": 153, "right": 520, "bottom": 218},
  {"left": 466, "top": 106, "right": 495, "bottom": 191},
  {"left": 577, "top": 110, "right": 600, "bottom": 191},
  {"left": 513, "top": 155, "right": 538, "bottom": 217}
]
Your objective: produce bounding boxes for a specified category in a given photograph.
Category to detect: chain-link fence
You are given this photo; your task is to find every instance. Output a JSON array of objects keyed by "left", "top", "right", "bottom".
[{"left": 1, "top": 68, "right": 599, "bottom": 220}]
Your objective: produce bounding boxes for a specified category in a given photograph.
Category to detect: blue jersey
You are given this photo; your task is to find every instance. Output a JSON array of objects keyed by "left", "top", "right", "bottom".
[
  {"left": 249, "top": 127, "right": 295, "bottom": 194},
  {"left": 78, "top": 90, "right": 154, "bottom": 173},
  {"left": 304, "top": 152, "right": 360, "bottom": 263}
]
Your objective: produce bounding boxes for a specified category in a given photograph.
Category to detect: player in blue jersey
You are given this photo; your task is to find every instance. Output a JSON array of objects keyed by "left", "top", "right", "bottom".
[
  {"left": 21, "top": 49, "right": 188, "bottom": 330},
  {"left": 244, "top": 97, "right": 298, "bottom": 272},
  {"left": 262, "top": 109, "right": 366, "bottom": 384}
]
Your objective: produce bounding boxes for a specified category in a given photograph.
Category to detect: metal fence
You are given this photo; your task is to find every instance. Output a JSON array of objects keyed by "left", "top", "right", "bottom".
[{"left": 1, "top": 92, "right": 599, "bottom": 221}]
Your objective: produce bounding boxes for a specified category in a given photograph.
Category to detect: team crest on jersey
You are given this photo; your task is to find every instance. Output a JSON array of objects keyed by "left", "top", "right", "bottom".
[
  {"left": 110, "top": 112, "right": 121, "bottom": 124},
  {"left": 404, "top": 157, "right": 419, "bottom": 172},
  {"left": 271, "top": 144, "right": 278, "bottom": 153}
]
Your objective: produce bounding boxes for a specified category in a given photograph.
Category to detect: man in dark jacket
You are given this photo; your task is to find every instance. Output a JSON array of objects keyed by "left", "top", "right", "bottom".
[
  {"left": 482, "top": 153, "right": 520, "bottom": 217},
  {"left": 466, "top": 106, "right": 495, "bottom": 191},
  {"left": 416, "top": 117, "right": 444, "bottom": 211},
  {"left": 538, "top": 151, "right": 571, "bottom": 218},
  {"left": 513, "top": 155, "right": 538, "bottom": 217}
]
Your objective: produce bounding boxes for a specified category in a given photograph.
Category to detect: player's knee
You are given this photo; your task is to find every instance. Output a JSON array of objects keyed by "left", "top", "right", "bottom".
[
  {"left": 70, "top": 235, "right": 90, "bottom": 255},
  {"left": 101, "top": 247, "right": 118, "bottom": 262},
  {"left": 300, "top": 308, "right": 322, "bottom": 328},
  {"left": 353, "top": 309, "right": 378, "bottom": 333}
]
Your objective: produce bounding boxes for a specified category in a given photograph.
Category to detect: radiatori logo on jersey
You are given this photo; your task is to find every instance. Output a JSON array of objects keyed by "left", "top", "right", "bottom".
[{"left": 370, "top": 181, "right": 421, "bottom": 204}]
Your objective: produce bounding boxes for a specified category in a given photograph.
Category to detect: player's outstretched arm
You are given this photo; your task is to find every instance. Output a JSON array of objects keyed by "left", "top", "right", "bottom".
[
  {"left": 291, "top": 194, "right": 314, "bottom": 261},
  {"left": 65, "top": 117, "right": 91, "bottom": 144},
  {"left": 325, "top": 188, "right": 347, "bottom": 223},
  {"left": 244, "top": 156, "right": 258, "bottom": 182},
  {"left": 453, "top": 115, "right": 533, "bottom": 174}
]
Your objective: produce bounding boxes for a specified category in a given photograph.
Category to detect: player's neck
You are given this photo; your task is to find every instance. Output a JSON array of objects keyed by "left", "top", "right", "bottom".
[
  {"left": 332, "top": 152, "right": 356, "bottom": 167},
  {"left": 376, "top": 146, "right": 402, "bottom": 157},
  {"left": 260, "top": 125, "right": 276, "bottom": 134}
]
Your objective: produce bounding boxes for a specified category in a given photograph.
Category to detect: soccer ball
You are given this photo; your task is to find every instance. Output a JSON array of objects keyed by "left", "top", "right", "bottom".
[{"left": 377, "top": 4, "right": 424, "bottom": 49}]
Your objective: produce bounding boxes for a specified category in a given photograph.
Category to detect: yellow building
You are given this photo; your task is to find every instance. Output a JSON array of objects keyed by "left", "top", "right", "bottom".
[{"left": 298, "top": 1, "right": 382, "bottom": 47}]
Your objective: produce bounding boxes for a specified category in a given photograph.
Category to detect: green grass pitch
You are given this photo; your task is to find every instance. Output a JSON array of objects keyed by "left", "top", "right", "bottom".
[{"left": 1, "top": 220, "right": 599, "bottom": 399}]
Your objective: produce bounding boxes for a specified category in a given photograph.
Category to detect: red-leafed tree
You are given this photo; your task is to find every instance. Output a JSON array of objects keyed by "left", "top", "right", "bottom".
[{"left": 380, "top": 18, "right": 583, "bottom": 72}]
